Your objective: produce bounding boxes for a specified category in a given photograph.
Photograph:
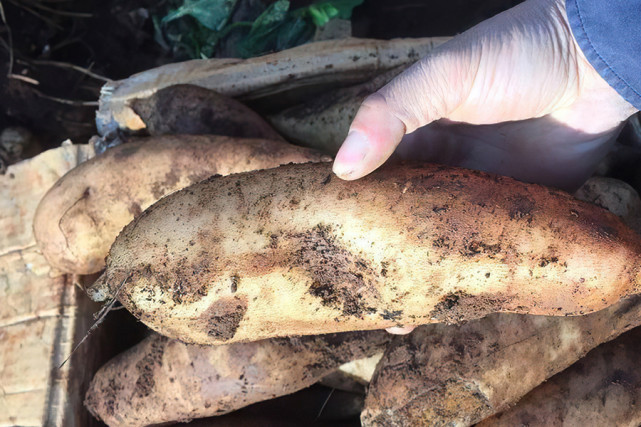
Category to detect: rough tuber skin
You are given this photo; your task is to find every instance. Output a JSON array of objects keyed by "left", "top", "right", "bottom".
[
  {"left": 477, "top": 325, "right": 641, "bottom": 427},
  {"left": 361, "top": 296, "right": 641, "bottom": 426},
  {"left": 84, "top": 330, "right": 390, "bottom": 427},
  {"left": 91, "top": 162, "right": 641, "bottom": 344},
  {"left": 33, "top": 136, "right": 327, "bottom": 274},
  {"left": 360, "top": 178, "right": 641, "bottom": 426},
  {"left": 131, "top": 84, "right": 285, "bottom": 141}
]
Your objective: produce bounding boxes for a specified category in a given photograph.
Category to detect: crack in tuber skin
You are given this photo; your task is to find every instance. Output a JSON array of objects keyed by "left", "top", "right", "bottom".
[{"left": 90, "top": 162, "right": 641, "bottom": 344}]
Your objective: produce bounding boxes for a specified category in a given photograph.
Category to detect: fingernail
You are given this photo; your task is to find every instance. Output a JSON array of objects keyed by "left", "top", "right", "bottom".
[{"left": 333, "top": 131, "right": 370, "bottom": 178}]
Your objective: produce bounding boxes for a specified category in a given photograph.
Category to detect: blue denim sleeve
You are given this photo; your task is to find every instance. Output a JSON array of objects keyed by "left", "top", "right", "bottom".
[{"left": 566, "top": 0, "right": 641, "bottom": 110}]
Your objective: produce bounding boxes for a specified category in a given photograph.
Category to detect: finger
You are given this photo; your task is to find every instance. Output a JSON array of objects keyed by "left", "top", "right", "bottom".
[
  {"left": 332, "top": 93, "right": 406, "bottom": 180},
  {"left": 386, "top": 326, "right": 416, "bottom": 335},
  {"left": 333, "top": 45, "right": 472, "bottom": 180}
]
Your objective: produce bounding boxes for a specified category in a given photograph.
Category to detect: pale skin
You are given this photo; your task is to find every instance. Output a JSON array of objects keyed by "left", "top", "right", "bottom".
[{"left": 332, "top": 0, "right": 639, "bottom": 334}]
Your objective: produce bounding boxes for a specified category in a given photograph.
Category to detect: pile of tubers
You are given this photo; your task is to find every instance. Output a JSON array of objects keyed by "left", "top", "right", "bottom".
[{"left": 30, "top": 39, "right": 641, "bottom": 426}]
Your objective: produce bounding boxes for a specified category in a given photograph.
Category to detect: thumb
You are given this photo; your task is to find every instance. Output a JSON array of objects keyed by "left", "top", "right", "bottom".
[{"left": 333, "top": 51, "right": 467, "bottom": 180}]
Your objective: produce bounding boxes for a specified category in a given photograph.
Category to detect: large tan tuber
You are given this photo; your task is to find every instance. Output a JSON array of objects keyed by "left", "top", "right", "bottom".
[
  {"left": 34, "top": 136, "right": 326, "bottom": 274},
  {"left": 90, "top": 162, "right": 641, "bottom": 344},
  {"left": 478, "top": 325, "right": 641, "bottom": 427},
  {"left": 84, "top": 330, "right": 390, "bottom": 427}
]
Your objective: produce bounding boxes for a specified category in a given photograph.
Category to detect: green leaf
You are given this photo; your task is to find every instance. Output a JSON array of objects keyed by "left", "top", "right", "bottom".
[
  {"left": 155, "top": 0, "right": 363, "bottom": 60},
  {"left": 237, "top": 0, "right": 290, "bottom": 58},
  {"left": 326, "top": 0, "right": 363, "bottom": 19},
  {"left": 275, "top": 15, "right": 314, "bottom": 51},
  {"left": 162, "top": 0, "right": 238, "bottom": 31},
  {"left": 247, "top": 0, "right": 289, "bottom": 38},
  {"left": 306, "top": 0, "right": 362, "bottom": 26},
  {"left": 307, "top": 4, "right": 338, "bottom": 27}
]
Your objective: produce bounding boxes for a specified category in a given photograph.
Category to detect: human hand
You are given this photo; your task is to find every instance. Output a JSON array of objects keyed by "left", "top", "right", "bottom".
[{"left": 332, "top": 0, "right": 638, "bottom": 191}]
